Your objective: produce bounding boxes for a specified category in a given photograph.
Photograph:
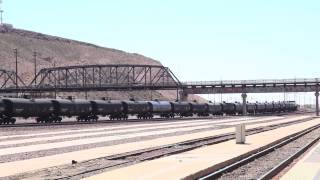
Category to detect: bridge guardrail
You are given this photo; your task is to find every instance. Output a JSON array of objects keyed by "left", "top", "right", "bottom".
[{"left": 183, "top": 78, "right": 320, "bottom": 86}]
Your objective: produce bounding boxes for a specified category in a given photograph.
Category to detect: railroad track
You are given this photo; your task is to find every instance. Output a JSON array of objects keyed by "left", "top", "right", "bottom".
[
  {"left": 258, "top": 136, "right": 319, "bottom": 179},
  {"left": 18, "top": 116, "right": 315, "bottom": 179},
  {"left": 199, "top": 120, "right": 320, "bottom": 180},
  {"left": 0, "top": 116, "right": 221, "bottom": 128},
  {"left": 0, "top": 111, "right": 310, "bottom": 128}
]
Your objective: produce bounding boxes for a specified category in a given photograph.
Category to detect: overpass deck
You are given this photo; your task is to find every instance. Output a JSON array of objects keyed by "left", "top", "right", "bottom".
[{"left": 183, "top": 78, "right": 320, "bottom": 94}]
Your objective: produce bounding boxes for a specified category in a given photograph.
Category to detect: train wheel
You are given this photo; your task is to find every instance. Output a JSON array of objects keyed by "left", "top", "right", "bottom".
[{"left": 10, "top": 118, "right": 16, "bottom": 124}]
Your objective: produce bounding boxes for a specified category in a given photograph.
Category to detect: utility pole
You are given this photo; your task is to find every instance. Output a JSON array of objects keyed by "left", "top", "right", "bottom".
[
  {"left": 33, "top": 51, "right": 37, "bottom": 85},
  {"left": 0, "top": 10, "right": 3, "bottom": 25},
  {"left": 0, "top": 0, "right": 4, "bottom": 24},
  {"left": 53, "top": 58, "right": 57, "bottom": 99},
  {"left": 14, "top": 48, "right": 18, "bottom": 88}
]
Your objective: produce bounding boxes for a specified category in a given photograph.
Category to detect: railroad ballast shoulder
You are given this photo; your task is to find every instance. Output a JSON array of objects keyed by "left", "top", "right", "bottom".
[{"left": 0, "top": 98, "right": 298, "bottom": 125}]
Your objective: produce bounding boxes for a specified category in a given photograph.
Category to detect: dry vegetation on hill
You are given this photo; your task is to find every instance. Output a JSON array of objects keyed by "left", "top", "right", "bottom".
[{"left": 0, "top": 26, "right": 205, "bottom": 102}]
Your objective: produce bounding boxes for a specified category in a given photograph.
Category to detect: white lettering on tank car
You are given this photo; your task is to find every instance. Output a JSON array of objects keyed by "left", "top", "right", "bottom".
[{"left": 15, "top": 109, "right": 24, "bottom": 113}]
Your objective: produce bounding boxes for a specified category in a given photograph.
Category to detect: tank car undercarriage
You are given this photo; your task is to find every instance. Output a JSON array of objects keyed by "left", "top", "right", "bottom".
[
  {"left": 0, "top": 115, "right": 16, "bottom": 125},
  {"left": 76, "top": 115, "right": 98, "bottom": 122}
]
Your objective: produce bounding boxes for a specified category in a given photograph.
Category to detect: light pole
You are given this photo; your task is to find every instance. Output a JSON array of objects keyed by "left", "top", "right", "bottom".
[
  {"left": 0, "top": 0, "right": 3, "bottom": 24},
  {"left": 0, "top": 10, "right": 3, "bottom": 24}
]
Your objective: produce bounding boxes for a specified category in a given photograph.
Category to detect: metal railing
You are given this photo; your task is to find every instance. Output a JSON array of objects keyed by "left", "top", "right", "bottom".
[{"left": 183, "top": 78, "right": 320, "bottom": 86}]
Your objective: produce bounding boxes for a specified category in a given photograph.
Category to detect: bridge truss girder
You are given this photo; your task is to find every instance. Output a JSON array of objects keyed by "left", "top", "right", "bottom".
[
  {"left": 0, "top": 69, "right": 25, "bottom": 89},
  {"left": 28, "top": 64, "right": 181, "bottom": 92}
]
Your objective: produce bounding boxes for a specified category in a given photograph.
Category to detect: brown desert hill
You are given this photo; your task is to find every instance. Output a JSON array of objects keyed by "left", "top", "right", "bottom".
[
  {"left": 0, "top": 26, "right": 162, "bottom": 82},
  {"left": 0, "top": 25, "right": 206, "bottom": 102}
]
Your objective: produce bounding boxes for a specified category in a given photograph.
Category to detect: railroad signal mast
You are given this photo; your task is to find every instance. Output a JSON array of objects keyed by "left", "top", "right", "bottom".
[{"left": 0, "top": 0, "right": 3, "bottom": 24}]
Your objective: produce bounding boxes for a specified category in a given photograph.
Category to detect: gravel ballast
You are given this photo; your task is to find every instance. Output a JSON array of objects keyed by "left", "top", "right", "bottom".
[
  {"left": 217, "top": 126, "right": 320, "bottom": 180},
  {"left": 0, "top": 117, "right": 290, "bottom": 163}
]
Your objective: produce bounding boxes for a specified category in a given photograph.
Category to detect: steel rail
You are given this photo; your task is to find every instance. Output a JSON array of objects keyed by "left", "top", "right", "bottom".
[
  {"left": 258, "top": 136, "right": 320, "bottom": 180},
  {"left": 49, "top": 117, "right": 315, "bottom": 179},
  {"left": 0, "top": 112, "right": 308, "bottom": 128},
  {"left": 0, "top": 116, "right": 215, "bottom": 128},
  {"left": 198, "top": 123, "right": 320, "bottom": 180}
]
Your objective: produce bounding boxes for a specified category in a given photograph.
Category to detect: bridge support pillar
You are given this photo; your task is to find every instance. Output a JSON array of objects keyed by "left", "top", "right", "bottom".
[
  {"left": 179, "top": 90, "right": 189, "bottom": 101},
  {"left": 241, "top": 93, "right": 247, "bottom": 115},
  {"left": 315, "top": 90, "right": 319, "bottom": 116}
]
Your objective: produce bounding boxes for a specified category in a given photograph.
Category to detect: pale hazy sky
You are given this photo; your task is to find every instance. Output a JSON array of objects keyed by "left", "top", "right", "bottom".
[{"left": 2, "top": 0, "right": 319, "bottom": 104}]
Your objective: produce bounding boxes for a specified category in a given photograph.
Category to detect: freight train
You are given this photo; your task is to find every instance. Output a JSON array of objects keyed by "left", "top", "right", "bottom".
[{"left": 0, "top": 98, "right": 298, "bottom": 125}]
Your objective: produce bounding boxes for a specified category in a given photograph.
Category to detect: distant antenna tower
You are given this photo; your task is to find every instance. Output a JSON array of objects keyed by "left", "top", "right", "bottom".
[{"left": 0, "top": 0, "right": 3, "bottom": 24}]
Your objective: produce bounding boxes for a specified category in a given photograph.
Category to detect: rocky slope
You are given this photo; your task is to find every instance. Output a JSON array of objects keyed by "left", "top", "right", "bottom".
[{"left": 0, "top": 25, "right": 205, "bottom": 102}]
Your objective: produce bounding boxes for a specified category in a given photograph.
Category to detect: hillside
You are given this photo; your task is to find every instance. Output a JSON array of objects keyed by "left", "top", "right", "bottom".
[{"left": 0, "top": 25, "right": 205, "bottom": 102}]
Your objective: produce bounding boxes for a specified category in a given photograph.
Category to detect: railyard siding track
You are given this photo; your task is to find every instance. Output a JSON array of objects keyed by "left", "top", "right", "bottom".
[
  {"left": 7, "top": 117, "right": 315, "bottom": 180},
  {"left": 0, "top": 111, "right": 309, "bottom": 128},
  {"left": 198, "top": 122, "right": 320, "bottom": 180},
  {"left": 258, "top": 136, "right": 319, "bottom": 180},
  {"left": 0, "top": 117, "right": 214, "bottom": 128}
]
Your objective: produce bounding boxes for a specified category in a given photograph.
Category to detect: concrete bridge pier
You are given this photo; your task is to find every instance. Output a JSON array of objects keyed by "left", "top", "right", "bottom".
[
  {"left": 179, "top": 90, "right": 189, "bottom": 101},
  {"left": 241, "top": 93, "right": 247, "bottom": 115},
  {"left": 315, "top": 90, "right": 319, "bottom": 116}
]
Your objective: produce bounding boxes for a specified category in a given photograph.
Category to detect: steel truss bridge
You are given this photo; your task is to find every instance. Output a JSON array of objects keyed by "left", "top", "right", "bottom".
[
  {"left": 0, "top": 69, "right": 25, "bottom": 89},
  {"left": 1, "top": 64, "right": 320, "bottom": 95},
  {"left": 0, "top": 64, "right": 180, "bottom": 93},
  {"left": 1, "top": 64, "right": 320, "bottom": 115}
]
